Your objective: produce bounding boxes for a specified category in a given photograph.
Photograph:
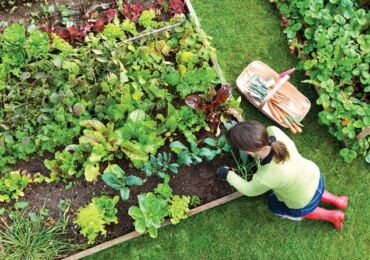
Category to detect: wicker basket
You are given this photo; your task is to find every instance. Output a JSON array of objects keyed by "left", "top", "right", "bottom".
[{"left": 236, "top": 61, "right": 311, "bottom": 128}]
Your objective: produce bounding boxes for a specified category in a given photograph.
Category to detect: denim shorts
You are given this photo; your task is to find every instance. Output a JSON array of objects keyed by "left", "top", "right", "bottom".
[{"left": 267, "top": 174, "right": 324, "bottom": 217}]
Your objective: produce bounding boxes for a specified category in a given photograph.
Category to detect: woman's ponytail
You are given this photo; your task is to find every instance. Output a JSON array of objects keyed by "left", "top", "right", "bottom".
[
  {"left": 270, "top": 141, "right": 290, "bottom": 164},
  {"left": 228, "top": 121, "right": 290, "bottom": 164}
]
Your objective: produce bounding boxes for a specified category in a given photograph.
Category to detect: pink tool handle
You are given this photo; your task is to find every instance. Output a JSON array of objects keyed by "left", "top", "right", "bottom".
[{"left": 279, "top": 68, "right": 295, "bottom": 78}]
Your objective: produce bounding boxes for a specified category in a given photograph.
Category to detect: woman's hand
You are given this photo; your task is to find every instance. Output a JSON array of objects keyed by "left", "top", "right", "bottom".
[{"left": 217, "top": 166, "right": 231, "bottom": 180}]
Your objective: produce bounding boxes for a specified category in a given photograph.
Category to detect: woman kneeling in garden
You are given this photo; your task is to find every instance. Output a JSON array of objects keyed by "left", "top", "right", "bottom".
[{"left": 217, "top": 120, "right": 348, "bottom": 229}]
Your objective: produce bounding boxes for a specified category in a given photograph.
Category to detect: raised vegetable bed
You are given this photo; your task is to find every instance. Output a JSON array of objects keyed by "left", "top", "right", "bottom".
[{"left": 0, "top": 0, "right": 249, "bottom": 258}]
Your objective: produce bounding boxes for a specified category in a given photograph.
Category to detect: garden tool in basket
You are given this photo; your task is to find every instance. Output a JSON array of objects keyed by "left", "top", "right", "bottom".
[{"left": 236, "top": 61, "right": 311, "bottom": 134}]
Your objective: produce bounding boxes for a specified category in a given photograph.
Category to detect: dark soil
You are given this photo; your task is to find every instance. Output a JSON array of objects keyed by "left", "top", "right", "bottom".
[
  {"left": 10, "top": 151, "right": 236, "bottom": 246},
  {"left": 0, "top": 0, "right": 75, "bottom": 27}
]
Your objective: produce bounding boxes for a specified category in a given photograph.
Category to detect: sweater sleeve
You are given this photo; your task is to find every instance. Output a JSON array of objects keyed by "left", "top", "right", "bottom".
[{"left": 226, "top": 170, "right": 271, "bottom": 196}]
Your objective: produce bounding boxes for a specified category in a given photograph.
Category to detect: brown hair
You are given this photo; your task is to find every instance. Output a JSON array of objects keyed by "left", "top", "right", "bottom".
[{"left": 228, "top": 120, "right": 290, "bottom": 164}]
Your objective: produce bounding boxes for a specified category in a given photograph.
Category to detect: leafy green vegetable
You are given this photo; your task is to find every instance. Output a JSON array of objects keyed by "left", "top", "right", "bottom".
[
  {"left": 43, "top": 145, "right": 87, "bottom": 183},
  {"left": 128, "top": 192, "right": 169, "bottom": 238},
  {"left": 0, "top": 171, "right": 31, "bottom": 203},
  {"left": 154, "top": 181, "right": 173, "bottom": 199},
  {"left": 157, "top": 104, "right": 208, "bottom": 140},
  {"left": 142, "top": 152, "right": 179, "bottom": 178},
  {"left": 199, "top": 136, "right": 232, "bottom": 161},
  {"left": 170, "top": 139, "right": 203, "bottom": 166},
  {"left": 272, "top": 0, "right": 370, "bottom": 163},
  {"left": 79, "top": 120, "right": 119, "bottom": 182},
  {"left": 25, "top": 30, "right": 50, "bottom": 60},
  {"left": 115, "top": 110, "right": 165, "bottom": 168},
  {"left": 102, "top": 164, "right": 143, "bottom": 200},
  {"left": 189, "top": 195, "right": 201, "bottom": 207},
  {"left": 138, "top": 10, "right": 159, "bottom": 29},
  {"left": 74, "top": 196, "right": 119, "bottom": 244},
  {"left": 169, "top": 195, "right": 190, "bottom": 224}
]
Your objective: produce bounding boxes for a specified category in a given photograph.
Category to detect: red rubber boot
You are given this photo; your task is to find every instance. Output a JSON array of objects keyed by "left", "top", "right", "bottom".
[
  {"left": 304, "top": 207, "right": 345, "bottom": 230},
  {"left": 321, "top": 190, "right": 348, "bottom": 210}
]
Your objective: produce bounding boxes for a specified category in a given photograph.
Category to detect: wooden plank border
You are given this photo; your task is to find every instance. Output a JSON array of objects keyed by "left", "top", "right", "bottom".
[{"left": 63, "top": 192, "right": 243, "bottom": 260}]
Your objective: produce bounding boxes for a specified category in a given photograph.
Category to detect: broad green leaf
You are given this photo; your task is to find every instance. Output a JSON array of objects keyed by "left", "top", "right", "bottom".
[
  {"left": 125, "top": 176, "right": 143, "bottom": 186},
  {"left": 128, "top": 110, "right": 145, "bottom": 122},
  {"left": 134, "top": 219, "right": 147, "bottom": 233},
  {"left": 170, "top": 141, "right": 187, "bottom": 154},
  {"left": 199, "top": 147, "right": 216, "bottom": 160},
  {"left": 177, "top": 152, "right": 193, "bottom": 166},
  {"left": 129, "top": 206, "right": 144, "bottom": 219},
  {"left": 204, "top": 138, "right": 218, "bottom": 147},
  {"left": 84, "top": 163, "right": 100, "bottom": 182},
  {"left": 102, "top": 172, "right": 122, "bottom": 190}
]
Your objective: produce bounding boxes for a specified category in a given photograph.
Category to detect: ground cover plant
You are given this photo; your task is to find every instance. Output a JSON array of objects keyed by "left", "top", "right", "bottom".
[
  {"left": 0, "top": 0, "right": 246, "bottom": 255},
  {"left": 270, "top": 0, "right": 370, "bottom": 163}
]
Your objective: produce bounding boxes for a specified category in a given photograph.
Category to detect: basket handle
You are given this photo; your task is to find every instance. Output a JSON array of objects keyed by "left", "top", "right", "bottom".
[
  {"left": 356, "top": 127, "right": 370, "bottom": 141},
  {"left": 259, "top": 75, "right": 290, "bottom": 108}
]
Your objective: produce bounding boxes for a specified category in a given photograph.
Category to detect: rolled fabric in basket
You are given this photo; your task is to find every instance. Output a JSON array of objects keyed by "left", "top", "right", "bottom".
[{"left": 260, "top": 75, "right": 290, "bottom": 108}]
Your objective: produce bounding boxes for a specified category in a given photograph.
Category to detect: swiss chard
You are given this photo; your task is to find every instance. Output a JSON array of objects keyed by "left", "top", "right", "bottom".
[{"left": 186, "top": 83, "right": 232, "bottom": 131}]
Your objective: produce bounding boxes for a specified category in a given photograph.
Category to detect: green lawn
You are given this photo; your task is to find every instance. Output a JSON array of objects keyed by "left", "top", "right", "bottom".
[{"left": 87, "top": 0, "right": 370, "bottom": 259}]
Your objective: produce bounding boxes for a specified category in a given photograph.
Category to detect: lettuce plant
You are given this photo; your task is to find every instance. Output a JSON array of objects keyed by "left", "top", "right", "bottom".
[
  {"left": 43, "top": 145, "right": 87, "bottom": 183},
  {"left": 157, "top": 104, "right": 208, "bottom": 140},
  {"left": 154, "top": 180, "right": 173, "bottom": 199},
  {"left": 168, "top": 195, "right": 190, "bottom": 224},
  {"left": 128, "top": 192, "right": 169, "bottom": 238},
  {"left": 74, "top": 196, "right": 119, "bottom": 244},
  {"left": 0, "top": 171, "right": 31, "bottom": 203},
  {"left": 114, "top": 109, "right": 165, "bottom": 168}
]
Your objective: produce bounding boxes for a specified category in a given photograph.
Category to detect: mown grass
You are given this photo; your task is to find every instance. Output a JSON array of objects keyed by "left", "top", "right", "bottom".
[{"left": 87, "top": 0, "right": 370, "bottom": 259}]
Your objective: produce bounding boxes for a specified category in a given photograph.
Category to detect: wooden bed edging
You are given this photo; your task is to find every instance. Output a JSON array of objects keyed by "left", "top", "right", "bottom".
[{"left": 63, "top": 192, "right": 243, "bottom": 260}]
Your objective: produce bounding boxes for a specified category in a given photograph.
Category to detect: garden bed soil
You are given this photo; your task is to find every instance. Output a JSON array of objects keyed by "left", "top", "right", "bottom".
[
  {"left": 10, "top": 152, "right": 236, "bottom": 246},
  {"left": 0, "top": 0, "right": 79, "bottom": 27},
  {"left": 0, "top": 0, "right": 173, "bottom": 30}
]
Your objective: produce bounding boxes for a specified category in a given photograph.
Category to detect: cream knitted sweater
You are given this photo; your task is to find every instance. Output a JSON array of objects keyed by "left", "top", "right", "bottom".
[{"left": 227, "top": 126, "right": 321, "bottom": 209}]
